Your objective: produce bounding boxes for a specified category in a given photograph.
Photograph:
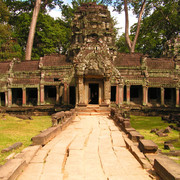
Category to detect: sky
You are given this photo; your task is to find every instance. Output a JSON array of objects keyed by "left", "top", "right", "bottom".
[{"left": 48, "top": 1, "right": 137, "bottom": 37}]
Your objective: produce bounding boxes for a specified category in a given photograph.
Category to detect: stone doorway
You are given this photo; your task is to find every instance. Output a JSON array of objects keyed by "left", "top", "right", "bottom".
[{"left": 89, "top": 83, "right": 99, "bottom": 104}]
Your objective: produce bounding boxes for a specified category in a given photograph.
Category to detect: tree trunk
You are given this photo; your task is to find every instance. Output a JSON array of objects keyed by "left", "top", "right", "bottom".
[
  {"left": 25, "top": 0, "right": 41, "bottom": 60},
  {"left": 124, "top": 0, "right": 132, "bottom": 52},
  {"left": 124, "top": 0, "right": 146, "bottom": 53}
]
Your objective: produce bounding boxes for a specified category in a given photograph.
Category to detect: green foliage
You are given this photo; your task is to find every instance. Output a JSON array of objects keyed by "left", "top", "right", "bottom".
[
  {"left": 4, "top": 0, "right": 63, "bottom": 14},
  {"left": 0, "top": 0, "right": 23, "bottom": 61},
  {"left": 0, "top": 114, "right": 51, "bottom": 165},
  {"left": 130, "top": 0, "right": 180, "bottom": 57}
]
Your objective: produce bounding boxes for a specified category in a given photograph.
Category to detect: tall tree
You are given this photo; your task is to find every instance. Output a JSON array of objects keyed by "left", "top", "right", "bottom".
[
  {"left": 25, "top": 0, "right": 41, "bottom": 60},
  {"left": 5, "top": 0, "right": 64, "bottom": 60},
  {"left": 130, "top": 0, "right": 179, "bottom": 57},
  {"left": 104, "top": 0, "right": 179, "bottom": 54}
]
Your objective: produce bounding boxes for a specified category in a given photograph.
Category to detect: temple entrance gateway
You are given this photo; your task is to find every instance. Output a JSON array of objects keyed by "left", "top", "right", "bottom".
[{"left": 89, "top": 83, "right": 99, "bottom": 104}]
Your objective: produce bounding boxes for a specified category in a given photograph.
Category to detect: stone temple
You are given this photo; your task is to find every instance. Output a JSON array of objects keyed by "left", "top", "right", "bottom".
[{"left": 0, "top": 3, "right": 179, "bottom": 113}]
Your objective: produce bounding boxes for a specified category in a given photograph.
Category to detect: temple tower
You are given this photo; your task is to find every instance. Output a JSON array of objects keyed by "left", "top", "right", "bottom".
[{"left": 70, "top": 3, "right": 120, "bottom": 107}]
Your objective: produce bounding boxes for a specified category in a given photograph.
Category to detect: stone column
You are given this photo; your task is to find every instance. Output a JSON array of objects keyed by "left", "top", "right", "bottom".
[
  {"left": 40, "top": 85, "right": 44, "bottom": 105},
  {"left": 64, "top": 82, "right": 68, "bottom": 105},
  {"left": 126, "top": 85, "right": 130, "bottom": 104},
  {"left": 161, "top": 87, "right": 165, "bottom": 106},
  {"left": 78, "top": 77, "right": 85, "bottom": 104},
  {"left": 22, "top": 87, "right": 26, "bottom": 106},
  {"left": 116, "top": 84, "right": 119, "bottom": 104},
  {"left": 8, "top": 88, "right": 12, "bottom": 107},
  {"left": 5, "top": 91, "right": 8, "bottom": 106},
  {"left": 37, "top": 87, "right": 40, "bottom": 105},
  {"left": 56, "top": 86, "right": 59, "bottom": 104},
  {"left": 118, "top": 84, "right": 124, "bottom": 105},
  {"left": 104, "top": 78, "right": 110, "bottom": 105},
  {"left": 176, "top": 88, "right": 179, "bottom": 107},
  {"left": 143, "top": 86, "right": 148, "bottom": 105},
  {"left": 76, "top": 83, "right": 78, "bottom": 106}
]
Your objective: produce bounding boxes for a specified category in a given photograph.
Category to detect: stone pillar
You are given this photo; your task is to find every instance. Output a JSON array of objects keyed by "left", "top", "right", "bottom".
[
  {"left": 104, "top": 78, "right": 110, "bottom": 105},
  {"left": 161, "top": 87, "right": 164, "bottom": 106},
  {"left": 56, "top": 86, "right": 59, "bottom": 104},
  {"left": 8, "top": 88, "right": 12, "bottom": 107},
  {"left": 40, "top": 85, "right": 44, "bottom": 105},
  {"left": 64, "top": 82, "right": 68, "bottom": 105},
  {"left": 5, "top": 91, "right": 8, "bottom": 106},
  {"left": 118, "top": 84, "right": 124, "bottom": 105},
  {"left": 78, "top": 77, "right": 85, "bottom": 104},
  {"left": 176, "top": 88, "right": 179, "bottom": 107},
  {"left": 22, "top": 87, "right": 26, "bottom": 106},
  {"left": 37, "top": 87, "right": 40, "bottom": 105},
  {"left": 116, "top": 84, "right": 119, "bottom": 104},
  {"left": 143, "top": 86, "right": 148, "bottom": 106},
  {"left": 126, "top": 85, "right": 130, "bottom": 104}
]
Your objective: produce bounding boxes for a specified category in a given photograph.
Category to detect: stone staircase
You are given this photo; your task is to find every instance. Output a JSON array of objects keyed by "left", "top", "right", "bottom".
[{"left": 75, "top": 105, "right": 110, "bottom": 116}]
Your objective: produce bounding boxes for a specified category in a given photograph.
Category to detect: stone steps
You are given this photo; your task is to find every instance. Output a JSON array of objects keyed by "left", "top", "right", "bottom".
[{"left": 75, "top": 106, "right": 110, "bottom": 116}]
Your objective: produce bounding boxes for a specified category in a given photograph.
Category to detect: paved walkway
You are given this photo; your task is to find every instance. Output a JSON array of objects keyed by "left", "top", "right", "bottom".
[{"left": 18, "top": 116, "right": 151, "bottom": 180}]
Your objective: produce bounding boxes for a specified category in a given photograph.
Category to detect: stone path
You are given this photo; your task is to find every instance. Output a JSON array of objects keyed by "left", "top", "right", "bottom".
[{"left": 18, "top": 116, "right": 151, "bottom": 180}]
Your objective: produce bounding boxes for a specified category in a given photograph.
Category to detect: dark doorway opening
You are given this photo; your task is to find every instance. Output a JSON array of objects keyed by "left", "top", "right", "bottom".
[
  {"left": 130, "top": 85, "right": 142, "bottom": 104},
  {"left": 111, "top": 86, "right": 116, "bottom": 102},
  {"left": 148, "top": 88, "right": 161, "bottom": 105},
  {"left": 45, "top": 86, "right": 56, "bottom": 104},
  {"left": 26, "top": 88, "right": 37, "bottom": 106},
  {"left": 12, "top": 88, "right": 22, "bottom": 106},
  {"left": 69, "top": 86, "right": 76, "bottom": 106},
  {"left": 89, "top": 84, "right": 99, "bottom": 104},
  {"left": 165, "top": 88, "right": 176, "bottom": 106},
  {"left": 0, "top": 92, "right": 5, "bottom": 106}
]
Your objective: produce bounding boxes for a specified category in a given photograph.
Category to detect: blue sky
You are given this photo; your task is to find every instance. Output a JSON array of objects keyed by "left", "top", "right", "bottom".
[{"left": 47, "top": 0, "right": 137, "bottom": 36}]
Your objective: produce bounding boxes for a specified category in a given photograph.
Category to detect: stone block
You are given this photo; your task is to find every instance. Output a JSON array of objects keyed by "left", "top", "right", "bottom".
[
  {"left": 1, "top": 142, "right": 23, "bottom": 153},
  {"left": 164, "top": 142, "right": 175, "bottom": 150},
  {"left": 128, "top": 131, "right": 144, "bottom": 142},
  {"left": 154, "top": 156, "right": 180, "bottom": 180},
  {"left": 122, "top": 121, "right": 131, "bottom": 128},
  {"left": 139, "top": 139, "right": 158, "bottom": 153},
  {"left": 31, "top": 126, "right": 61, "bottom": 145},
  {"left": 163, "top": 127, "right": 172, "bottom": 133},
  {"left": 124, "top": 127, "right": 136, "bottom": 134}
]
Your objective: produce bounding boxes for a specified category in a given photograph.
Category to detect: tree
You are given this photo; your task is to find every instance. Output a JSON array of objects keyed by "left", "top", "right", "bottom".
[
  {"left": 25, "top": 0, "right": 41, "bottom": 60},
  {"left": 5, "top": 0, "right": 64, "bottom": 60},
  {"left": 130, "top": 0, "right": 179, "bottom": 57},
  {"left": 0, "top": 0, "right": 22, "bottom": 61},
  {"left": 104, "top": 0, "right": 179, "bottom": 54}
]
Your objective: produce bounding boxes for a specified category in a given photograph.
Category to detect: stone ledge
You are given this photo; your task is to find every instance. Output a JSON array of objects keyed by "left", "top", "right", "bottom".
[
  {"left": 31, "top": 125, "right": 61, "bottom": 145},
  {"left": 0, "top": 158, "right": 26, "bottom": 180},
  {"left": 123, "top": 136, "right": 152, "bottom": 170},
  {"left": 154, "top": 156, "right": 180, "bottom": 180},
  {"left": 0, "top": 145, "right": 41, "bottom": 180},
  {"left": 15, "top": 145, "right": 41, "bottom": 164},
  {"left": 32, "top": 115, "right": 74, "bottom": 145}
]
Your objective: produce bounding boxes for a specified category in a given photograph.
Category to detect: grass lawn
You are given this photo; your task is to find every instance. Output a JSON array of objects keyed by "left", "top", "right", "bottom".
[
  {"left": 0, "top": 114, "right": 51, "bottom": 165},
  {"left": 130, "top": 115, "right": 180, "bottom": 163}
]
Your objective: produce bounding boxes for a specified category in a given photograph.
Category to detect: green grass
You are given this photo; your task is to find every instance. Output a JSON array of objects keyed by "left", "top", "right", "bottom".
[
  {"left": 130, "top": 115, "right": 180, "bottom": 163},
  {"left": 0, "top": 114, "right": 51, "bottom": 165}
]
